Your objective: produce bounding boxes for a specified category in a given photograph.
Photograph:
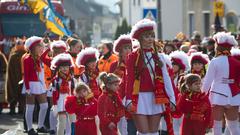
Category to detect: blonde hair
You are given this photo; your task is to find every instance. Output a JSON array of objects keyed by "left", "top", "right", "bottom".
[
  {"left": 74, "top": 82, "right": 91, "bottom": 95},
  {"left": 98, "top": 72, "right": 120, "bottom": 90}
]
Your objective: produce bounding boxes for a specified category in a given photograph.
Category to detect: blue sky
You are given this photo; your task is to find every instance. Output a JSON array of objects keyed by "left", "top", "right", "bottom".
[{"left": 95, "top": 0, "right": 120, "bottom": 13}]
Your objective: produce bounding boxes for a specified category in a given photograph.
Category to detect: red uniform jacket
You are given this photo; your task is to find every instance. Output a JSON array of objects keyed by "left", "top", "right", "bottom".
[
  {"left": 125, "top": 49, "right": 155, "bottom": 100},
  {"left": 23, "top": 54, "right": 43, "bottom": 90},
  {"left": 65, "top": 95, "right": 97, "bottom": 135},
  {"left": 97, "top": 91, "right": 125, "bottom": 135},
  {"left": 177, "top": 92, "right": 212, "bottom": 135}
]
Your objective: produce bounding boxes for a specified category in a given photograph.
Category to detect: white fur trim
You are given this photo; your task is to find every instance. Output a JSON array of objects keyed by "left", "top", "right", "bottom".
[
  {"left": 24, "top": 36, "right": 42, "bottom": 50},
  {"left": 113, "top": 34, "right": 132, "bottom": 54},
  {"left": 50, "top": 40, "right": 68, "bottom": 51},
  {"left": 162, "top": 54, "right": 172, "bottom": 69},
  {"left": 213, "top": 32, "right": 238, "bottom": 46},
  {"left": 130, "top": 19, "right": 156, "bottom": 39},
  {"left": 189, "top": 52, "right": 209, "bottom": 64},
  {"left": 169, "top": 50, "right": 190, "bottom": 71},
  {"left": 76, "top": 47, "right": 99, "bottom": 67},
  {"left": 231, "top": 48, "right": 240, "bottom": 56},
  {"left": 51, "top": 53, "right": 74, "bottom": 70}
]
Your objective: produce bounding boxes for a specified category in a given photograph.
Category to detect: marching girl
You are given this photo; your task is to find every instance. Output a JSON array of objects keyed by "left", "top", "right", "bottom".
[
  {"left": 67, "top": 38, "right": 84, "bottom": 79},
  {"left": 40, "top": 40, "right": 68, "bottom": 134},
  {"left": 76, "top": 47, "right": 101, "bottom": 99},
  {"left": 189, "top": 52, "right": 209, "bottom": 79},
  {"left": 110, "top": 34, "right": 134, "bottom": 135},
  {"left": 65, "top": 82, "right": 98, "bottom": 135},
  {"left": 177, "top": 74, "right": 212, "bottom": 135},
  {"left": 50, "top": 53, "right": 75, "bottom": 135},
  {"left": 224, "top": 47, "right": 240, "bottom": 135},
  {"left": 125, "top": 19, "right": 176, "bottom": 135},
  {"left": 169, "top": 50, "right": 190, "bottom": 135},
  {"left": 97, "top": 72, "right": 125, "bottom": 135},
  {"left": 202, "top": 32, "right": 240, "bottom": 135},
  {"left": 23, "top": 36, "right": 48, "bottom": 135}
]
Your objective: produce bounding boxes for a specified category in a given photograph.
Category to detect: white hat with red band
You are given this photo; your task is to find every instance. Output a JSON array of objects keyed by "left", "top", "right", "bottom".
[
  {"left": 51, "top": 53, "right": 74, "bottom": 70},
  {"left": 24, "top": 36, "right": 42, "bottom": 51},
  {"left": 170, "top": 50, "right": 190, "bottom": 71},
  {"left": 50, "top": 40, "right": 68, "bottom": 51},
  {"left": 113, "top": 34, "right": 132, "bottom": 54},
  {"left": 130, "top": 19, "right": 156, "bottom": 40},
  {"left": 213, "top": 32, "right": 238, "bottom": 48},
  {"left": 76, "top": 47, "right": 99, "bottom": 67}
]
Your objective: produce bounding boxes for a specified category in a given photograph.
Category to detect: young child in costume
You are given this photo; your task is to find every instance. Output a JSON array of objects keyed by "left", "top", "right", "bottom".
[
  {"left": 97, "top": 72, "right": 125, "bottom": 135},
  {"left": 65, "top": 82, "right": 98, "bottom": 135},
  {"left": 169, "top": 50, "right": 190, "bottom": 135},
  {"left": 177, "top": 74, "right": 212, "bottom": 135},
  {"left": 50, "top": 53, "right": 75, "bottom": 135},
  {"left": 76, "top": 47, "right": 101, "bottom": 99},
  {"left": 23, "top": 36, "right": 49, "bottom": 135},
  {"left": 202, "top": 32, "right": 240, "bottom": 135},
  {"left": 111, "top": 34, "right": 134, "bottom": 135},
  {"left": 189, "top": 52, "right": 209, "bottom": 79}
]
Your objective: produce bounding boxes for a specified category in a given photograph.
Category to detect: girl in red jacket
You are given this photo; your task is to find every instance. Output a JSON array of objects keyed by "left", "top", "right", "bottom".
[
  {"left": 23, "top": 36, "right": 48, "bottom": 135},
  {"left": 50, "top": 53, "right": 75, "bottom": 135},
  {"left": 97, "top": 72, "right": 125, "bottom": 135},
  {"left": 65, "top": 82, "right": 98, "bottom": 135},
  {"left": 177, "top": 74, "right": 212, "bottom": 135}
]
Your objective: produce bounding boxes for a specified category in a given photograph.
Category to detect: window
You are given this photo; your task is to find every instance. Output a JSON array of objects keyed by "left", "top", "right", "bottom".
[
  {"left": 189, "top": 13, "right": 195, "bottom": 37},
  {"left": 203, "top": 12, "right": 210, "bottom": 37},
  {"left": 226, "top": 12, "right": 238, "bottom": 33},
  {"left": 138, "top": 0, "right": 141, "bottom": 6},
  {"left": 133, "top": 0, "right": 136, "bottom": 6}
]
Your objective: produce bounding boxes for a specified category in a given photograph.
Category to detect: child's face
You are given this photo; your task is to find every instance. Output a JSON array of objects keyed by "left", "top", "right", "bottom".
[
  {"left": 173, "top": 64, "right": 180, "bottom": 73},
  {"left": 107, "top": 82, "right": 120, "bottom": 92},
  {"left": 70, "top": 43, "right": 82, "bottom": 54},
  {"left": 192, "top": 62, "right": 204, "bottom": 72},
  {"left": 189, "top": 80, "right": 201, "bottom": 92},
  {"left": 86, "top": 61, "right": 97, "bottom": 71},
  {"left": 59, "top": 66, "right": 70, "bottom": 74},
  {"left": 140, "top": 31, "right": 155, "bottom": 49},
  {"left": 34, "top": 44, "right": 44, "bottom": 57},
  {"left": 79, "top": 89, "right": 88, "bottom": 98}
]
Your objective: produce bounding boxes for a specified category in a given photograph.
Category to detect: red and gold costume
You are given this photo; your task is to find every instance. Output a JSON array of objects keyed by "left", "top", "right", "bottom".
[
  {"left": 65, "top": 94, "right": 97, "bottom": 135},
  {"left": 177, "top": 92, "right": 212, "bottom": 135},
  {"left": 97, "top": 91, "right": 125, "bottom": 135}
]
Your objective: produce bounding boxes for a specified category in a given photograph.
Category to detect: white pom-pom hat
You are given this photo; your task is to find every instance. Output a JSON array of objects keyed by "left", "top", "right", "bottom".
[
  {"left": 50, "top": 40, "right": 68, "bottom": 51},
  {"left": 24, "top": 36, "right": 42, "bottom": 51},
  {"left": 113, "top": 34, "right": 132, "bottom": 54},
  {"left": 189, "top": 52, "right": 209, "bottom": 65},
  {"left": 213, "top": 32, "right": 238, "bottom": 48},
  {"left": 130, "top": 19, "right": 156, "bottom": 40},
  {"left": 170, "top": 50, "right": 190, "bottom": 71},
  {"left": 162, "top": 54, "right": 172, "bottom": 69},
  {"left": 76, "top": 47, "right": 99, "bottom": 67},
  {"left": 51, "top": 53, "right": 74, "bottom": 70}
]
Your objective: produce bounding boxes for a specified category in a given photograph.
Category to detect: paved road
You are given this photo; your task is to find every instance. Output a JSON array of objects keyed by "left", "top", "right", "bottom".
[{"left": 0, "top": 109, "right": 215, "bottom": 135}]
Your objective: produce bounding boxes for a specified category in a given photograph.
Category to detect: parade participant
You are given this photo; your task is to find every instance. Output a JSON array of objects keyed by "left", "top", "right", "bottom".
[
  {"left": 202, "top": 32, "right": 240, "bottom": 135},
  {"left": 0, "top": 51, "right": 7, "bottom": 114},
  {"left": 97, "top": 41, "right": 118, "bottom": 73},
  {"left": 50, "top": 53, "right": 75, "bottom": 135},
  {"left": 178, "top": 74, "right": 212, "bottom": 135},
  {"left": 111, "top": 34, "right": 133, "bottom": 135},
  {"left": 97, "top": 72, "right": 125, "bottom": 135},
  {"left": 23, "top": 36, "right": 48, "bottom": 135},
  {"left": 189, "top": 52, "right": 209, "bottom": 79},
  {"left": 67, "top": 38, "right": 84, "bottom": 79},
  {"left": 65, "top": 82, "right": 98, "bottom": 135},
  {"left": 163, "top": 41, "right": 177, "bottom": 55},
  {"left": 201, "top": 37, "right": 216, "bottom": 60},
  {"left": 76, "top": 47, "right": 101, "bottom": 98},
  {"left": 40, "top": 40, "right": 68, "bottom": 133},
  {"left": 125, "top": 19, "right": 176, "bottom": 135},
  {"left": 5, "top": 39, "right": 26, "bottom": 115}
]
